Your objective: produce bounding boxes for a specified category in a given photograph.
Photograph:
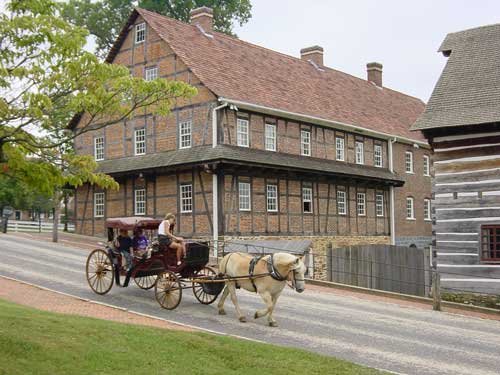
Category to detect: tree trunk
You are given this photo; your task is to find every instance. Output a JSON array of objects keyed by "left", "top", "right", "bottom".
[
  {"left": 63, "top": 193, "right": 68, "bottom": 232},
  {"left": 52, "top": 192, "right": 62, "bottom": 243}
]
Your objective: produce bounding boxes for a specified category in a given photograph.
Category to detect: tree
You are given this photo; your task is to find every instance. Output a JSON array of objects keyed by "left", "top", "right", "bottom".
[
  {"left": 0, "top": 0, "right": 196, "bottom": 241},
  {"left": 61, "top": 0, "right": 252, "bottom": 58}
]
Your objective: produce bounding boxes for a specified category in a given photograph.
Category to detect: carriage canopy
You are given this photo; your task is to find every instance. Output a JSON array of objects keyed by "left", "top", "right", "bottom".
[{"left": 105, "top": 217, "right": 162, "bottom": 230}]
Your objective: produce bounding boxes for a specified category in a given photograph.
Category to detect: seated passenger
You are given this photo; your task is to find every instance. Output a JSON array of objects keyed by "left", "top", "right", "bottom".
[
  {"left": 133, "top": 228, "right": 149, "bottom": 257},
  {"left": 158, "top": 213, "right": 186, "bottom": 266},
  {"left": 114, "top": 229, "right": 134, "bottom": 271}
]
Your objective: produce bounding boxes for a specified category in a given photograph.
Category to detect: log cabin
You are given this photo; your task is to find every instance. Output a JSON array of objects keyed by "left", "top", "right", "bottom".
[
  {"left": 412, "top": 24, "right": 500, "bottom": 293},
  {"left": 72, "top": 7, "right": 432, "bottom": 276}
]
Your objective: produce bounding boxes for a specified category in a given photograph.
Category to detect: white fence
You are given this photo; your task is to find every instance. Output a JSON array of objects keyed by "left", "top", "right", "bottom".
[{"left": 6, "top": 220, "right": 75, "bottom": 233}]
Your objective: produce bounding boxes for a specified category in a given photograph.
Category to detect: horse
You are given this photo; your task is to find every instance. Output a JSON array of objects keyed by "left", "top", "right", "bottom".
[{"left": 217, "top": 252, "right": 306, "bottom": 327}]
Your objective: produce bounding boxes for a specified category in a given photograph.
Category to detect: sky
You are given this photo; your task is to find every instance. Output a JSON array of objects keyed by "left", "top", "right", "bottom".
[{"left": 232, "top": 0, "right": 500, "bottom": 102}]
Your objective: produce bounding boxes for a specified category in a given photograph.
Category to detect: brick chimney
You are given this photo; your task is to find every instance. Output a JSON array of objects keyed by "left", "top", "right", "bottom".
[
  {"left": 300, "top": 46, "right": 324, "bottom": 67},
  {"left": 190, "top": 6, "right": 214, "bottom": 32},
  {"left": 367, "top": 62, "right": 383, "bottom": 87}
]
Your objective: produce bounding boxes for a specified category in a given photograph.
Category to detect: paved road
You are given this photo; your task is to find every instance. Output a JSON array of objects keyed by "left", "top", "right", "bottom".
[{"left": 1, "top": 234, "right": 499, "bottom": 375}]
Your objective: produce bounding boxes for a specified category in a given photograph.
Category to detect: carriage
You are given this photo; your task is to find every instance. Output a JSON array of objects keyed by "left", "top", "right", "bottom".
[{"left": 85, "top": 217, "right": 224, "bottom": 310}]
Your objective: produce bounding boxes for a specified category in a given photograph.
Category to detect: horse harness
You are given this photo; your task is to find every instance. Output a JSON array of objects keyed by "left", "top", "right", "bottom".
[{"left": 247, "top": 254, "right": 288, "bottom": 292}]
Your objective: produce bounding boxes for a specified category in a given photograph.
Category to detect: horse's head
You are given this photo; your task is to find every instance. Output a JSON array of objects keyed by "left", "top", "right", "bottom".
[{"left": 286, "top": 255, "right": 307, "bottom": 293}]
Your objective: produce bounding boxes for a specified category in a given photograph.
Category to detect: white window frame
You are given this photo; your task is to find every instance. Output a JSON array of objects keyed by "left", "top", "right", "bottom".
[
  {"left": 238, "top": 182, "right": 251, "bottom": 211},
  {"left": 145, "top": 66, "right": 158, "bottom": 81},
  {"left": 356, "top": 192, "right": 366, "bottom": 216},
  {"left": 423, "top": 155, "right": 430, "bottom": 176},
  {"left": 424, "top": 199, "right": 431, "bottom": 221},
  {"left": 301, "top": 130, "right": 311, "bottom": 156},
  {"left": 376, "top": 193, "right": 384, "bottom": 217},
  {"left": 179, "top": 120, "right": 192, "bottom": 149},
  {"left": 265, "top": 123, "right": 276, "bottom": 151},
  {"left": 94, "top": 192, "right": 105, "bottom": 218},
  {"left": 266, "top": 184, "right": 278, "bottom": 212},
  {"left": 406, "top": 197, "right": 415, "bottom": 220},
  {"left": 336, "top": 137, "right": 345, "bottom": 161},
  {"left": 94, "top": 136, "right": 104, "bottom": 161},
  {"left": 355, "top": 141, "right": 364, "bottom": 165},
  {"left": 180, "top": 184, "right": 193, "bottom": 213},
  {"left": 374, "top": 144, "right": 383, "bottom": 168},
  {"left": 405, "top": 151, "right": 414, "bottom": 174},
  {"left": 134, "top": 128, "right": 146, "bottom": 156},
  {"left": 134, "top": 189, "right": 146, "bottom": 216},
  {"left": 237, "top": 118, "right": 249, "bottom": 147},
  {"left": 135, "top": 22, "right": 146, "bottom": 44},
  {"left": 337, "top": 190, "right": 347, "bottom": 215},
  {"left": 302, "top": 187, "right": 313, "bottom": 213}
]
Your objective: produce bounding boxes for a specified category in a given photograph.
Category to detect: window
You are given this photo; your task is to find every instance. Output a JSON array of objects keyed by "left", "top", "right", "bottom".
[
  {"left": 180, "top": 184, "right": 193, "bottom": 213},
  {"left": 337, "top": 190, "right": 346, "bottom": 215},
  {"left": 94, "top": 192, "right": 105, "bottom": 218},
  {"left": 237, "top": 118, "right": 249, "bottom": 147},
  {"left": 376, "top": 193, "right": 384, "bottom": 217},
  {"left": 134, "top": 128, "right": 146, "bottom": 155},
  {"left": 301, "top": 130, "right": 311, "bottom": 156},
  {"left": 238, "top": 182, "right": 251, "bottom": 211},
  {"left": 145, "top": 66, "right": 158, "bottom": 81},
  {"left": 355, "top": 141, "right": 364, "bottom": 164},
  {"left": 423, "top": 155, "right": 430, "bottom": 176},
  {"left": 265, "top": 123, "right": 276, "bottom": 151},
  {"left": 356, "top": 193, "right": 366, "bottom": 216},
  {"left": 15, "top": 211, "right": 21, "bottom": 220},
  {"left": 424, "top": 199, "right": 431, "bottom": 221},
  {"left": 405, "top": 151, "right": 414, "bottom": 173},
  {"left": 94, "top": 136, "right": 104, "bottom": 161},
  {"left": 481, "top": 225, "right": 500, "bottom": 261},
  {"left": 406, "top": 197, "right": 415, "bottom": 220},
  {"left": 134, "top": 189, "right": 146, "bottom": 216},
  {"left": 302, "top": 187, "right": 312, "bottom": 213},
  {"left": 179, "top": 120, "right": 192, "bottom": 149},
  {"left": 266, "top": 184, "right": 278, "bottom": 212},
  {"left": 336, "top": 137, "right": 345, "bottom": 161},
  {"left": 374, "top": 144, "right": 383, "bottom": 167},
  {"left": 135, "top": 23, "right": 146, "bottom": 44}
]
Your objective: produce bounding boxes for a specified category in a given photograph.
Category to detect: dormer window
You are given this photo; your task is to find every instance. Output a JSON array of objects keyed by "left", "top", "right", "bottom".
[{"left": 135, "top": 23, "right": 146, "bottom": 44}]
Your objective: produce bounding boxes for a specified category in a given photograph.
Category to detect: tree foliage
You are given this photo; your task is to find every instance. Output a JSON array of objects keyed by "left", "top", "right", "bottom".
[
  {"left": 61, "top": 0, "right": 252, "bottom": 58},
  {"left": 0, "top": 0, "right": 196, "bottom": 199}
]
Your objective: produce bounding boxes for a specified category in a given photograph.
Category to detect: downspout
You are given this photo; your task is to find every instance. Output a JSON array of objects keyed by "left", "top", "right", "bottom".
[
  {"left": 388, "top": 137, "right": 397, "bottom": 245},
  {"left": 212, "top": 102, "right": 228, "bottom": 257}
]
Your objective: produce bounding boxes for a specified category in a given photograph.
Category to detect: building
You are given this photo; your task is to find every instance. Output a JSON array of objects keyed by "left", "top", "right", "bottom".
[
  {"left": 412, "top": 24, "right": 500, "bottom": 293},
  {"left": 72, "top": 7, "right": 432, "bottom": 267}
]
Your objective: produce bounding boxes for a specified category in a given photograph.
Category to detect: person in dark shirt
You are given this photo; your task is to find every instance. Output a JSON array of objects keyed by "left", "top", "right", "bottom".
[
  {"left": 114, "top": 229, "right": 134, "bottom": 271},
  {"left": 133, "top": 228, "right": 149, "bottom": 257}
]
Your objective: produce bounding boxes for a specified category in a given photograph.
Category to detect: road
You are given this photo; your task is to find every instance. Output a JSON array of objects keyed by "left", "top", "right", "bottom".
[{"left": 1, "top": 234, "right": 499, "bottom": 375}]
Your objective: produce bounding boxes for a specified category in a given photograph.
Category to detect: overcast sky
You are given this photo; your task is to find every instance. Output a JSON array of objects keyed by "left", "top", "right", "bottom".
[{"left": 233, "top": 0, "right": 500, "bottom": 102}]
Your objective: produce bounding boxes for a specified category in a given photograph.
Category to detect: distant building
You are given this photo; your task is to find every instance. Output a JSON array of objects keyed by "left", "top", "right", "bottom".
[
  {"left": 412, "top": 24, "right": 500, "bottom": 293},
  {"left": 72, "top": 7, "right": 431, "bottom": 261}
]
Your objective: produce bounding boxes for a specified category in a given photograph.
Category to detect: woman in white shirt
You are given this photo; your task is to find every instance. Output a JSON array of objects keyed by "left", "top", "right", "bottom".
[{"left": 158, "top": 213, "right": 186, "bottom": 265}]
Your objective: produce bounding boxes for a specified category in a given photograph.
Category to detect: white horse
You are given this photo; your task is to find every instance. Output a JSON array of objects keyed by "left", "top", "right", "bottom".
[{"left": 217, "top": 252, "right": 306, "bottom": 327}]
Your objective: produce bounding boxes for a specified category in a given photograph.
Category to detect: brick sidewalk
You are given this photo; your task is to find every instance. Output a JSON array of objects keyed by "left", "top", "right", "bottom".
[{"left": 0, "top": 276, "right": 194, "bottom": 332}]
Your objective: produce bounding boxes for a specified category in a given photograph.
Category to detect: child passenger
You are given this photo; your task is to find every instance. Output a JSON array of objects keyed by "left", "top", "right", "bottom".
[{"left": 114, "top": 229, "right": 134, "bottom": 271}]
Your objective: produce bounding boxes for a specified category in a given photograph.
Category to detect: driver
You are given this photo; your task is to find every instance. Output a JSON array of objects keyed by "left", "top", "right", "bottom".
[
  {"left": 158, "top": 213, "right": 186, "bottom": 266},
  {"left": 114, "top": 229, "right": 134, "bottom": 271}
]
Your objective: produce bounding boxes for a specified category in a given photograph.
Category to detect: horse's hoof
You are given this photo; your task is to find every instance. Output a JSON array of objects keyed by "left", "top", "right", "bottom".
[
  {"left": 218, "top": 310, "right": 226, "bottom": 315},
  {"left": 239, "top": 316, "right": 247, "bottom": 323},
  {"left": 269, "top": 321, "right": 278, "bottom": 327},
  {"left": 254, "top": 312, "right": 259, "bottom": 319}
]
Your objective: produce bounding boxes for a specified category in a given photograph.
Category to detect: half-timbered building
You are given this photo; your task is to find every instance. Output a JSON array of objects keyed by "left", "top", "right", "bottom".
[
  {"left": 412, "top": 24, "right": 500, "bottom": 293},
  {"left": 73, "top": 7, "right": 432, "bottom": 272}
]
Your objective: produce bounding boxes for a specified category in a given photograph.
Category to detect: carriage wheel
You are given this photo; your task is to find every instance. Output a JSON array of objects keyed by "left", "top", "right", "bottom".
[
  {"left": 86, "top": 249, "right": 114, "bottom": 295},
  {"left": 134, "top": 275, "right": 157, "bottom": 290},
  {"left": 154, "top": 271, "right": 182, "bottom": 310},
  {"left": 192, "top": 266, "right": 220, "bottom": 305}
]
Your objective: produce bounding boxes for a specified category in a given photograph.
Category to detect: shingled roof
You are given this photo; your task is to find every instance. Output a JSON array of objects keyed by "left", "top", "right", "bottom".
[
  {"left": 412, "top": 23, "right": 500, "bottom": 131},
  {"left": 107, "top": 8, "right": 425, "bottom": 142},
  {"left": 97, "top": 145, "right": 404, "bottom": 186}
]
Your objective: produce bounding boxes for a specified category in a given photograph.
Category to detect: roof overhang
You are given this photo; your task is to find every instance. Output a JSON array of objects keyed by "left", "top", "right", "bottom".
[{"left": 219, "top": 97, "right": 430, "bottom": 148}]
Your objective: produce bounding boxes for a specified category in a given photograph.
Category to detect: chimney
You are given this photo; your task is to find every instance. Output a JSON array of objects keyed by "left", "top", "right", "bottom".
[
  {"left": 190, "top": 6, "right": 213, "bottom": 32},
  {"left": 300, "top": 46, "right": 324, "bottom": 67},
  {"left": 366, "top": 62, "right": 383, "bottom": 87}
]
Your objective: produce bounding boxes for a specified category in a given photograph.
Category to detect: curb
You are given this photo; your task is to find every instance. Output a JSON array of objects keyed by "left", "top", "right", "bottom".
[
  {"left": 306, "top": 278, "right": 500, "bottom": 318},
  {"left": 0, "top": 274, "right": 265, "bottom": 343}
]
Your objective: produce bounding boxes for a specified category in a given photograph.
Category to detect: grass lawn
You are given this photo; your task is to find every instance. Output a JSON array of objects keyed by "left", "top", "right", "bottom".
[{"left": 0, "top": 299, "right": 384, "bottom": 375}]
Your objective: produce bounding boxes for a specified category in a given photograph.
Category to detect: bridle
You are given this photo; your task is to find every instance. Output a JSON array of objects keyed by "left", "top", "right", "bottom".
[
  {"left": 267, "top": 254, "right": 304, "bottom": 290},
  {"left": 287, "top": 264, "right": 305, "bottom": 290}
]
